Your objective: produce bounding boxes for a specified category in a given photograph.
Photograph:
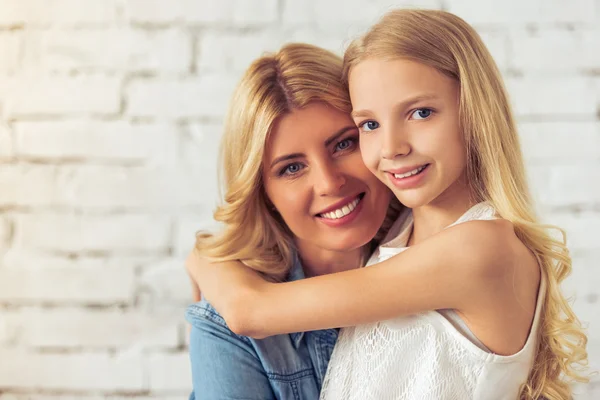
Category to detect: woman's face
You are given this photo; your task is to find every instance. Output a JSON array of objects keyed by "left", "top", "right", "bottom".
[
  {"left": 349, "top": 58, "right": 469, "bottom": 209},
  {"left": 262, "top": 102, "right": 392, "bottom": 253}
]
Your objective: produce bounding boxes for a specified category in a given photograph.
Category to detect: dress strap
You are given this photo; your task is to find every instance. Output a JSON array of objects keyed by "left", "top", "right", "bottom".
[{"left": 447, "top": 202, "right": 498, "bottom": 229}]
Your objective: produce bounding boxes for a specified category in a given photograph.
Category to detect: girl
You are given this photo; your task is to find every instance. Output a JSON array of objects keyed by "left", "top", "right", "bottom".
[
  {"left": 186, "top": 43, "right": 400, "bottom": 399},
  {"left": 188, "top": 9, "right": 589, "bottom": 400}
]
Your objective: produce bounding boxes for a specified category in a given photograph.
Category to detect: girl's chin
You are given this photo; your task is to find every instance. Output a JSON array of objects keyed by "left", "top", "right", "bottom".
[{"left": 390, "top": 194, "right": 428, "bottom": 209}]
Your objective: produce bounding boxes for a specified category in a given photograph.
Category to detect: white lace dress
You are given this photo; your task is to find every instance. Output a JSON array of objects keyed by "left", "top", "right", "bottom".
[{"left": 320, "top": 203, "right": 545, "bottom": 400}]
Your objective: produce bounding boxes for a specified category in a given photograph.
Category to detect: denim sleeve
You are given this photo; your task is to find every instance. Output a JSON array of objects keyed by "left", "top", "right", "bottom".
[{"left": 187, "top": 305, "right": 276, "bottom": 400}]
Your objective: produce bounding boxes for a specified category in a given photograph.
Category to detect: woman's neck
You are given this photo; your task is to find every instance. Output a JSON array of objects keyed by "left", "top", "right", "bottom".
[{"left": 294, "top": 240, "right": 365, "bottom": 278}]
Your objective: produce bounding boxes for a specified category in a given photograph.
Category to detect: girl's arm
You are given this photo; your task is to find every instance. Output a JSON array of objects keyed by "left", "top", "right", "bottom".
[
  {"left": 187, "top": 220, "right": 513, "bottom": 338},
  {"left": 187, "top": 269, "right": 201, "bottom": 302}
]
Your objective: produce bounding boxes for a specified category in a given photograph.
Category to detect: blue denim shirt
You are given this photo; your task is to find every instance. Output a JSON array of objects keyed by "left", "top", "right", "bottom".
[{"left": 186, "top": 256, "right": 339, "bottom": 400}]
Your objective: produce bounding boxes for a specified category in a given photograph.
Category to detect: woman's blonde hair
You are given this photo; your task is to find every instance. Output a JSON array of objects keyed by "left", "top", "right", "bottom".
[
  {"left": 196, "top": 43, "right": 402, "bottom": 282},
  {"left": 342, "top": 9, "right": 589, "bottom": 399}
]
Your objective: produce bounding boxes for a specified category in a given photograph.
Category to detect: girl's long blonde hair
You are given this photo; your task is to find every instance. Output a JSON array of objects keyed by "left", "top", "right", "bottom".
[
  {"left": 343, "top": 9, "right": 589, "bottom": 399},
  {"left": 196, "top": 43, "right": 402, "bottom": 282}
]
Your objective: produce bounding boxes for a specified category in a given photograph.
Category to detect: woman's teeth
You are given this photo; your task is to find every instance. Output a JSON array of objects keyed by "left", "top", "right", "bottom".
[
  {"left": 394, "top": 164, "right": 427, "bottom": 179},
  {"left": 320, "top": 197, "right": 361, "bottom": 220}
]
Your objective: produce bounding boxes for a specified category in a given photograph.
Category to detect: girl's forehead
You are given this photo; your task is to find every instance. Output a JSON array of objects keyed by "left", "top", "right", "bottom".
[{"left": 348, "top": 59, "right": 459, "bottom": 108}]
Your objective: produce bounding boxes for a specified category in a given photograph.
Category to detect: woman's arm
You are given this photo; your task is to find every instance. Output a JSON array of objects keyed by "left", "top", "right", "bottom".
[{"left": 188, "top": 220, "right": 514, "bottom": 338}]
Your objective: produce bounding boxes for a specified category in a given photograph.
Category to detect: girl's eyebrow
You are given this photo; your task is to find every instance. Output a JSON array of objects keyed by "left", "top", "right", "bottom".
[{"left": 351, "top": 93, "right": 439, "bottom": 119}]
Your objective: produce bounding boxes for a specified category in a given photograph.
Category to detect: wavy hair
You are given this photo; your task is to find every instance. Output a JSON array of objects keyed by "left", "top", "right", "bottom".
[
  {"left": 342, "top": 9, "right": 589, "bottom": 399},
  {"left": 196, "top": 43, "right": 402, "bottom": 282}
]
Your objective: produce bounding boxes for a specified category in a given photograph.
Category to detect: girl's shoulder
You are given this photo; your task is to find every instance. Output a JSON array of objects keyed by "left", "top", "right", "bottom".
[{"left": 437, "top": 217, "right": 528, "bottom": 278}]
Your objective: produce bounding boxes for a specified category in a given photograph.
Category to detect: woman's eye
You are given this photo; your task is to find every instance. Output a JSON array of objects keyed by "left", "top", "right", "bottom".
[
  {"left": 360, "top": 121, "right": 380, "bottom": 132},
  {"left": 280, "top": 163, "right": 304, "bottom": 176},
  {"left": 335, "top": 138, "right": 356, "bottom": 151},
  {"left": 410, "top": 108, "right": 433, "bottom": 120}
]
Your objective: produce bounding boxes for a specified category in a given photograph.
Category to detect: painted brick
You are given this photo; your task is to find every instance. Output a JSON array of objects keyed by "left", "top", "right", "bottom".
[
  {"left": 0, "top": 0, "right": 118, "bottom": 27},
  {"left": 0, "top": 122, "right": 14, "bottom": 159},
  {"left": 14, "top": 120, "right": 178, "bottom": 163},
  {"left": 0, "top": 349, "right": 144, "bottom": 390},
  {"left": 125, "top": 0, "right": 277, "bottom": 26},
  {"left": 147, "top": 352, "right": 192, "bottom": 391},
  {"left": 28, "top": 29, "right": 191, "bottom": 73},
  {"left": 507, "top": 76, "right": 597, "bottom": 117},
  {"left": 0, "top": 1, "right": 599, "bottom": 396},
  {"left": 13, "top": 213, "right": 172, "bottom": 253},
  {"left": 511, "top": 28, "right": 600, "bottom": 72},
  {"left": 0, "top": 308, "right": 179, "bottom": 348},
  {"left": 0, "top": 252, "right": 137, "bottom": 304},
  {"left": 519, "top": 122, "right": 600, "bottom": 163},
  {"left": 138, "top": 258, "right": 194, "bottom": 304},
  {"left": 529, "top": 166, "right": 600, "bottom": 208},
  {"left": 126, "top": 75, "right": 237, "bottom": 119},
  {"left": 447, "top": 0, "right": 597, "bottom": 25},
  {"left": 6, "top": 75, "right": 121, "bottom": 117},
  {"left": 0, "top": 31, "right": 21, "bottom": 73}
]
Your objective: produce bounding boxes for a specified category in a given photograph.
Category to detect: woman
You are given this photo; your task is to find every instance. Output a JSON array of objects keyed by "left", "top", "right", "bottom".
[
  {"left": 188, "top": 9, "right": 589, "bottom": 400},
  {"left": 186, "top": 43, "right": 401, "bottom": 399}
]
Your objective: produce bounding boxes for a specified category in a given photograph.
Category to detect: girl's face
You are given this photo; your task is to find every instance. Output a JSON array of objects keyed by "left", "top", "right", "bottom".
[
  {"left": 262, "top": 102, "right": 392, "bottom": 253},
  {"left": 349, "top": 58, "right": 469, "bottom": 209}
]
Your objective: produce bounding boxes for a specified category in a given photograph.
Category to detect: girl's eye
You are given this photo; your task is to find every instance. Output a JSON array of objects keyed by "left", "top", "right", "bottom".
[
  {"left": 279, "top": 163, "right": 304, "bottom": 176},
  {"left": 335, "top": 137, "right": 357, "bottom": 152},
  {"left": 410, "top": 108, "right": 433, "bottom": 120},
  {"left": 360, "top": 120, "right": 380, "bottom": 132}
]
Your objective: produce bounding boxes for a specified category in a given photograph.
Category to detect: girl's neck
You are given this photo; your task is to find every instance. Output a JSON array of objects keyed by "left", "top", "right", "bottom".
[
  {"left": 295, "top": 240, "right": 365, "bottom": 278},
  {"left": 408, "top": 178, "right": 476, "bottom": 246}
]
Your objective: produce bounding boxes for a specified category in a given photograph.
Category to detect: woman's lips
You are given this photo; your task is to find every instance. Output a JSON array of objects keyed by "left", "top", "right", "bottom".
[{"left": 316, "top": 193, "right": 365, "bottom": 227}]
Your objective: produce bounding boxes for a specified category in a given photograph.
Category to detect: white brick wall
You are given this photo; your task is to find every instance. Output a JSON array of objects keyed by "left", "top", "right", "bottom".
[{"left": 0, "top": 0, "right": 598, "bottom": 398}]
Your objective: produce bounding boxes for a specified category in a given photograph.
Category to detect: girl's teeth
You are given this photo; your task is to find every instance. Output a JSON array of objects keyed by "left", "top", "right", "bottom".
[
  {"left": 321, "top": 197, "right": 361, "bottom": 220},
  {"left": 394, "top": 165, "right": 426, "bottom": 179}
]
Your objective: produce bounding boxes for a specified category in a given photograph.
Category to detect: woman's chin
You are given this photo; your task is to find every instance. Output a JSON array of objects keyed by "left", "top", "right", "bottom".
[{"left": 328, "top": 237, "right": 373, "bottom": 253}]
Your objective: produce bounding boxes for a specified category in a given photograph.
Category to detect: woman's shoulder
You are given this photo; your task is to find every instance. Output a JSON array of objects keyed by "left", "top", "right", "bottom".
[
  {"left": 186, "top": 299, "right": 230, "bottom": 329},
  {"left": 187, "top": 299, "right": 269, "bottom": 348},
  {"left": 186, "top": 300, "right": 299, "bottom": 344}
]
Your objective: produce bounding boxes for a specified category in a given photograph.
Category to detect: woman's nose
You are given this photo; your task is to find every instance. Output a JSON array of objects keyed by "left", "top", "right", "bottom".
[{"left": 314, "top": 162, "right": 346, "bottom": 196}]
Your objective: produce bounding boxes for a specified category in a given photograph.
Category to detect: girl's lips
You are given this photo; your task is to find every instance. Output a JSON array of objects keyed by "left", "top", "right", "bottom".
[
  {"left": 386, "top": 163, "right": 430, "bottom": 190},
  {"left": 316, "top": 193, "right": 365, "bottom": 228},
  {"left": 387, "top": 164, "right": 429, "bottom": 176}
]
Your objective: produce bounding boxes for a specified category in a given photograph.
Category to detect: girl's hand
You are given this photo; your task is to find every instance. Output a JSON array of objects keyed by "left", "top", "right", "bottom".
[
  {"left": 185, "top": 250, "right": 205, "bottom": 302},
  {"left": 184, "top": 249, "right": 270, "bottom": 336},
  {"left": 188, "top": 273, "right": 201, "bottom": 302}
]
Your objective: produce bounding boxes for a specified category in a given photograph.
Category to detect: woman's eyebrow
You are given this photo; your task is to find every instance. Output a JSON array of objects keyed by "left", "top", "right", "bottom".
[
  {"left": 270, "top": 153, "right": 304, "bottom": 169},
  {"left": 324, "top": 126, "right": 358, "bottom": 146}
]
